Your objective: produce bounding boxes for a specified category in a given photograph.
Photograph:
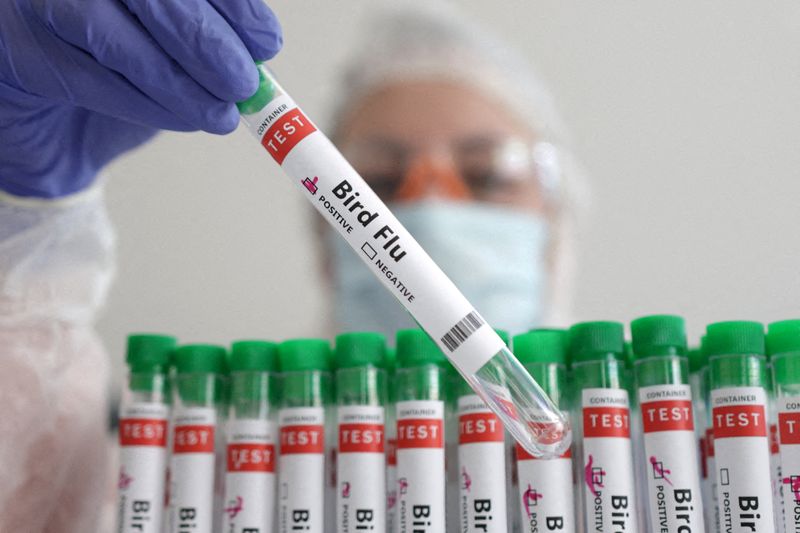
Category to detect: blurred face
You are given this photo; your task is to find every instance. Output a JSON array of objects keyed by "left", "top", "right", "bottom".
[{"left": 336, "top": 80, "right": 550, "bottom": 212}]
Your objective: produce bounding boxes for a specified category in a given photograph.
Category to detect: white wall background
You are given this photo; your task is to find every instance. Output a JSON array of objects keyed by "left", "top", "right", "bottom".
[{"left": 99, "top": 1, "right": 800, "bottom": 378}]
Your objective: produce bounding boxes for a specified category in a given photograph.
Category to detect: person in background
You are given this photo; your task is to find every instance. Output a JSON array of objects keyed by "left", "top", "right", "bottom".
[
  {"left": 324, "top": 4, "right": 585, "bottom": 338},
  {"left": 0, "top": 0, "right": 282, "bottom": 530}
]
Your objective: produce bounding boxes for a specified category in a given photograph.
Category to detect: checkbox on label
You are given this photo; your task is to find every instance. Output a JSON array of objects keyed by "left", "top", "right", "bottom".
[
  {"left": 720, "top": 468, "right": 730, "bottom": 486},
  {"left": 361, "top": 242, "right": 377, "bottom": 260}
]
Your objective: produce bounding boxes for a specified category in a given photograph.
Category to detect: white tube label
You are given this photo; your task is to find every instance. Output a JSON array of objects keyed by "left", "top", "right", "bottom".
[
  {"left": 336, "top": 405, "right": 386, "bottom": 532},
  {"left": 581, "top": 388, "right": 638, "bottom": 533},
  {"left": 168, "top": 407, "right": 217, "bottom": 533},
  {"left": 711, "top": 386, "right": 774, "bottom": 533},
  {"left": 222, "top": 418, "right": 276, "bottom": 533},
  {"left": 779, "top": 397, "right": 800, "bottom": 533},
  {"left": 516, "top": 442, "right": 575, "bottom": 533},
  {"left": 240, "top": 94, "right": 503, "bottom": 376},
  {"left": 457, "top": 394, "right": 507, "bottom": 533},
  {"left": 118, "top": 402, "right": 169, "bottom": 533},
  {"left": 638, "top": 384, "right": 705, "bottom": 533},
  {"left": 279, "top": 407, "right": 326, "bottom": 533},
  {"left": 396, "top": 400, "right": 445, "bottom": 533}
]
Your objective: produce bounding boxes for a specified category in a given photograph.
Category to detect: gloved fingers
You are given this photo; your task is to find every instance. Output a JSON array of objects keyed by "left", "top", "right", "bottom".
[
  {"left": 32, "top": 0, "right": 239, "bottom": 134},
  {"left": 121, "top": 0, "right": 260, "bottom": 103},
  {"left": 204, "top": 0, "right": 282, "bottom": 61}
]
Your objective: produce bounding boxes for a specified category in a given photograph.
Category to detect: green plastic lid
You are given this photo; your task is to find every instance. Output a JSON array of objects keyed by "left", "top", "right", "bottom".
[
  {"left": 229, "top": 340, "right": 278, "bottom": 372},
  {"left": 705, "top": 321, "right": 765, "bottom": 357},
  {"left": 767, "top": 320, "right": 800, "bottom": 356},
  {"left": 630, "top": 315, "right": 687, "bottom": 358},
  {"left": 513, "top": 329, "right": 568, "bottom": 365},
  {"left": 569, "top": 321, "right": 625, "bottom": 364},
  {"left": 334, "top": 332, "right": 386, "bottom": 369},
  {"left": 173, "top": 344, "right": 227, "bottom": 374},
  {"left": 687, "top": 347, "right": 704, "bottom": 373},
  {"left": 236, "top": 63, "right": 277, "bottom": 115},
  {"left": 395, "top": 329, "right": 446, "bottom": 368},
  {"left": 126, "top": 334, "right": 176, "bottom": 372},
  {"left": 624, "top": 341, "right": 635, "bottom": 369},
  {"left": 495, "top": 329, "right": 510, "bottom": 347},
  {"left": 278, "top": 339, "right": 331, "bottom": 372}
]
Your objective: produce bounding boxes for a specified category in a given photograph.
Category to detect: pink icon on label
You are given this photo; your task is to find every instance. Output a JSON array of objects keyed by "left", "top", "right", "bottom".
[
  {"left": 341, "top": 482, "right": 351, "bottom": 498},
  {"left": 584, "top": 454, "right": 606, "bottom": 497},
  {"left": 398, "top": 478, "right": 409, "bottom": 495},
  {"left": 118, "top": 467, "right": 133, "bottom": 490},
  {"left": 523, "top": 484, "right": 543, "bottom": 518},
  {"left": 783, "top": 475, "right": 800, "bottom": 503},
  {"left": 302, "top": 176, "right": 319, "bottom": 194},
  {"left": 224, "top": 496, "right": 244, "bottom": 519},
  {"left": 650, "top": 456, "right": 672, "bottom": 486},
  {"left": 461, "top": 467, "right": 472, "bottom": 492}
]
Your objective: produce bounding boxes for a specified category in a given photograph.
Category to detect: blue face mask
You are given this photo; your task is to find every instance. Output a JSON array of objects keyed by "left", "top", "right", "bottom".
[{"left": 328, "top": 201, "right": 550, "bottom": 338}]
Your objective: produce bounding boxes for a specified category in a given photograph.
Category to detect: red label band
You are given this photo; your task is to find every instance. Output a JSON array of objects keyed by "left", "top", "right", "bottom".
[
  {"left": 459, "top": 412, "right": 504, "bottom": 444},
  {"left": 713, "top": 404, "right": 767, "bottom": 439},
  {"left": 583, "top": 406, "right": 631, "bottom": 438},
  {"left": 387, "top": 439, "right": 398, "bottom": 466},
  {"left": 261, "top": 108, "right": 316, "bottom": 164},
  {"left": 280, "top": 424, "right": 324, "bottom": 454},
  {"left": 227, "top": 443, "right": 275, "bottom": 473},
  {"left": 339, "top": 423, "right": 385, "bottom": 453},
  {"left": 780, "top": 412, "right": 800, "bottom": 445},
  {"left": 397, "top": 418, "right": 444, "bottom": 449},
  {"left": 641, "top": 400, "right": 694, "bottom": 433},
  {"left": 706, "top": 428, "right": 715, "bottom": 458},
  {"left": 515, "top": 443, "right": 572, "bottom": 462},
  {"left": 770, "top": 423, "right": 780, "bottom": 454},
  {"left": 120, "top": 418, "right": 168, "bottom": 447},
  {"left": 173, "top": 424, "right": 215, "bottom": 453}
]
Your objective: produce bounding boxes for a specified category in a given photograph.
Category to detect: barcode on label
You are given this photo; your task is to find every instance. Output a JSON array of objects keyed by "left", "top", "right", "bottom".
[{"left": 441, "top": 311, "right": 485, "bottom": 352}]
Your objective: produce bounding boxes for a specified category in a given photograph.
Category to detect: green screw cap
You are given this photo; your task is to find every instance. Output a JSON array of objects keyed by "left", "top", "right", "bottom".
[
  {"left": 767, "top": 320, "right": 800, "bottom": 357},
  {"left": 279, "top": 339, "right": 331, "bottom": 372},
  {"left": 687, "top": 347, "right": 704, "bottom": 373},
  {"left": 334, "top": 332, "right": 386, "bottom": 369},
  {"left": 173, "top": 344, "right": 227, "bottom": 374},
  {"left": 126, "top": 334, "right": 176, "bottom": 372},
  {"left": 395, "top": 329, "right": 446, "bottom": 368},
  {"left": 230, "top": 340, "right": 278, "bottom": 372},
  {"left": 236, "top": 63, "right": 277, "bottom": 115},
  {"left": 705, "top": 321, "right": 765, "bottom": 357},
  {"left": 568, "top": 321, "right": 625, "bottom": 364},
  {"left": 513, "top": 329, "right": 568, "bottom": 365},
  {"left": 630, "top": 315, "right": 687, "bottom": 359}
]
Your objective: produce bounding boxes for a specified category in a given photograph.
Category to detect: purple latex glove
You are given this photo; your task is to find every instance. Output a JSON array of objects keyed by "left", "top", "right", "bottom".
[{"left": 0, "top": 0, "right": 282, "bottom": 198}]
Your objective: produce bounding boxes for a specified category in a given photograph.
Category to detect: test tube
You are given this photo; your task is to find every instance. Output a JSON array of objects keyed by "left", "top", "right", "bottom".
[
  {"left": 630, "top": 316, "right": 705, "bottom": 532},
  {"left": 395, "top": 329, "right": 448, "bottom": 532},
  {"left": 237, "top": 64, "right": 569, "bottom": 458},
  {"left": 513, "top": 330, "right": 576, "bottom": 533},
  {"left": 168, "top": 344, "right": 227, "bottom": 533},
  {"left": 222, "top": 341, "right": 279, "bottom": 533},
  {"left": 700, "top": 337, "right": 721, "bottom": 533},
  {"left": 117, "top": 334, "right": 175, "bottom": 533},
  {"left": 334, "top": 332, "right": 388, "bottom": 532},
  {"left": 706, "top": 321, "right": 774, "bottom": 531},
  {"left": 767, "top": 319, "right": 800, "bottom": 533},
  {"left": 277, "top": 339, "right": 332, "bottom": 533},
  {"left": 569, "top": 321, "right": 639, "bottom": 533},
  {"left": 385, "top": 348, "right": 398, "bottom": 533}
]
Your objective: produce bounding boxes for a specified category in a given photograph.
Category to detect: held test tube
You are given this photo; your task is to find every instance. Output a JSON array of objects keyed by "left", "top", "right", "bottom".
[
  {"left": 277, "top": 339, "right": 332, "bottom": 533},
  {"left": 706, "top": 321, "right": 775, "bottom": 532},
  {"left": 169, "top": 344, "right": 227, "bottom": 533},
  {"left": 768, "top": 320, "right": 800, "bottom": 533},
  {"left": 117, "top": 334, "right": 176, "bottom": 533},
  {"left": 223, "top": 341, "right": 279, "bottom": 533},
  {"left": 385, "top": 348, "right": 399, "bottom": 533},
  {"left": 513, "top": 330, "right": 576, "bottom": 533},
  {"left": 334, "top": 332, "right": 388, "bottom": 533},
  {"left": 395, "top": 329, "right": 448, "bottom": 532},
  {"left": 570, "top": 322, "right": 639, "bottom": 533},
  {"left": 237, "top": 64, "right": 569, "bottom": 458},
  {"left": 630, "top": 316, "right": 705, "bottom": 533}
]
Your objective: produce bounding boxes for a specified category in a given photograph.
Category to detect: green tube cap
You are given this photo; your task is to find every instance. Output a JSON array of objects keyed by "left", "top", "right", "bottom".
[
  {"left": 395, "top": 329, "right": 446, "bottom": 368},
  {"left": 279, "top": 339, "right": 331, "bottom": 372},
  {"left": 230, "top": 340, "right": 278, "bottom": 372},
  {"left": 495, "top": 329, "right": 510, "bottom": 348},
  {"left": 630, "top": 315, "right": 687, "bottom": 358},
  {"left": 126, "top": 334, "right": 176, "bottom": 372},
  {"left": 705, "top": 321, "right": 765, "bottom": 357},
  {"left": 569, "top": 321, "right": 625, "bottom": 364},
  {"left": 513, "top": 329, "right": 568, "bottom": 365},
  {"left": 767, "top": 320, "right": 800, "bottom": 356},
  {"left": 236, "top": 63, "right": 276, "bottom": 115},
  {"left": 334, "top": 332, "right": 386, "bottom": 369},
  {"left": 687, "top": 347, "right": 704, "bottom": 373},
  {"left": 174, "top": 344, "right": 227, "bottom": 374}
]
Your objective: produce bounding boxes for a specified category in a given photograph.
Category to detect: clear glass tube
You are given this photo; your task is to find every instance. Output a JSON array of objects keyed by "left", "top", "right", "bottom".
[{"left": 238, "top": 63, "right": 570, "bottom": 458}]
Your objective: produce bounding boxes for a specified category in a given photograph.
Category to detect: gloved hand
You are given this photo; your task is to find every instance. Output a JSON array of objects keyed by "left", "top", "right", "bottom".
[{"left": 0, "top": 0, "right": 282, "bottom": 198}]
